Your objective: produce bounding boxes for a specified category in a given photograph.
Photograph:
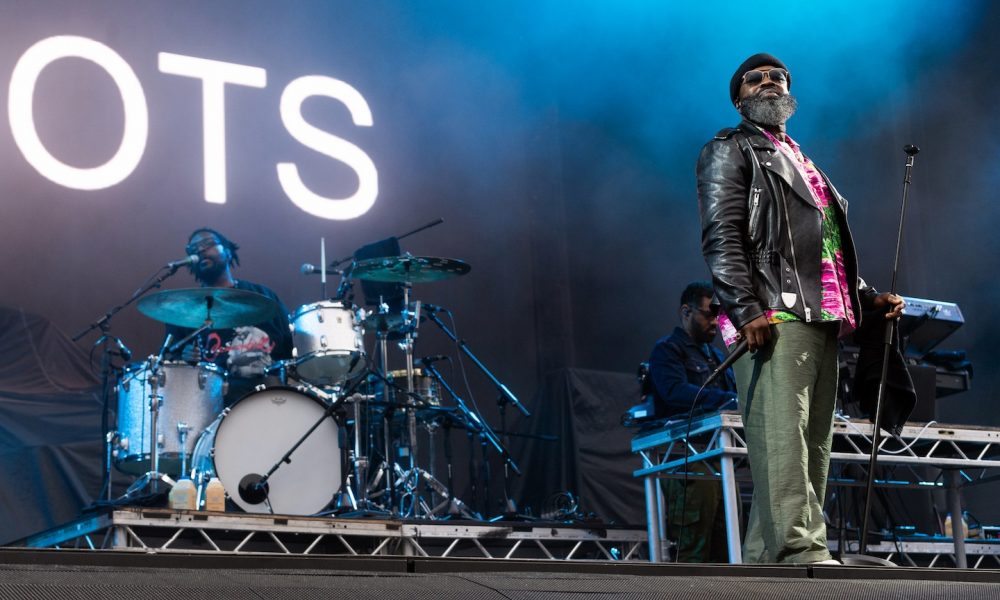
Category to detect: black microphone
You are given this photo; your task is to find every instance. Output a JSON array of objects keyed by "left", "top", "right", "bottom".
[
  {"left": 166, "top": 255, "right": 198, "bottom": 270},
  {"left": 300, "top": 263, "right": 342, "bottom": 276},
  {"left": 417, "top": 355, "right": 449, "bottom": 368},
  {"left": 704, "top": 338, "right": 749, "bottom": 387},
  {"left": 903, "top": 144, "right": 920, "bottom": 155},
  {"left": 238, "top": 473, "right": 269, "bottom": 505},
  {"left": 114, "top": 338, "right": 132, "bottom": 362}
]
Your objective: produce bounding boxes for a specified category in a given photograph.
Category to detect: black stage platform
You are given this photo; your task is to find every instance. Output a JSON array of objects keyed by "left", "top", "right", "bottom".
[{"left": 3, "top": 548, "right": 1000, "bottom": 599}]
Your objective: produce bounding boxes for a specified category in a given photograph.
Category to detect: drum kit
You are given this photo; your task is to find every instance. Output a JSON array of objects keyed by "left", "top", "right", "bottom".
[{"left": 92, "top": 244, "right": 524, "bottom": 520}]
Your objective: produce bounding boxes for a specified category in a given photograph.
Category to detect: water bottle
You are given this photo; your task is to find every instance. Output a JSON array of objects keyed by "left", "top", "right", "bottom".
[
  {"left": 169, "top": 477, "right": 197, "bottom": 511},
  {"left": 204, "top": 477, "right": 226, "bottom": 512}
]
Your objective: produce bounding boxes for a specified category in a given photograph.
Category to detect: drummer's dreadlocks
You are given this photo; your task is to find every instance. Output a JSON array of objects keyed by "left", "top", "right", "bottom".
[{"left": 186, "top": 227, "right": 240, "bottom": 281}]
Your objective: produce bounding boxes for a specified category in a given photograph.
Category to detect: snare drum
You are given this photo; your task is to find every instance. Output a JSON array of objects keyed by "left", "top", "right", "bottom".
[
  {"left": 387, "top": 368, "right": 441, "bottom": 411},
  {"left": 291, "top": 300, "right": 365, "bottom": 386},
  {"left": 206, "top": 386, "right": 343, "bottom": 515},
  {"left": 116, "top": 360, "right": 226, "bottom": 476}
]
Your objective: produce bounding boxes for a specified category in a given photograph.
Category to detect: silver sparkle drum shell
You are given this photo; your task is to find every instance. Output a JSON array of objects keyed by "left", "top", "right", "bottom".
[{"left": 115, "top": 360, "right": 226, "bottom": 476}]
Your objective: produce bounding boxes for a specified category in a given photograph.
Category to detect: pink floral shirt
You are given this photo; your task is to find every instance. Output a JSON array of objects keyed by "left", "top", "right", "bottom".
[{"left": 718, "top": 129, "right": 856, "bottom": 346}]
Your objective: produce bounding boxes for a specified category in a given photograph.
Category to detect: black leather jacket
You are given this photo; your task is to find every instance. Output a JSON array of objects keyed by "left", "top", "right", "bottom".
[{"left": 696, "top": 120, "right": 877, "bottom": 331}]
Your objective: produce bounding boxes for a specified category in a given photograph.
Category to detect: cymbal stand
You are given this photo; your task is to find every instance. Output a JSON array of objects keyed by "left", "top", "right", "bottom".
[
  {"left": 374, "top": 319, "right": 396, "bottom": 514},
  {"left": 395, "top": 283, "right": 424, "bottom": 516}
]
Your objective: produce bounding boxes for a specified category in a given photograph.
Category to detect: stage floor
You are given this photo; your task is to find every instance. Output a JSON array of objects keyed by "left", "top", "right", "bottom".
[{"left": 2, "top": 547, "right": 1000, "bottom": 600}]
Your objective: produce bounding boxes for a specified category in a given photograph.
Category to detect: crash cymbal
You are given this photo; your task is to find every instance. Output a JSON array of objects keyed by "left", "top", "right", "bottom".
[
  {"left": 138, "top": 287, "right": 278, "bottom": 329},
  {"left": 351, "top": 256, "right": 470, "bottom": 283}
]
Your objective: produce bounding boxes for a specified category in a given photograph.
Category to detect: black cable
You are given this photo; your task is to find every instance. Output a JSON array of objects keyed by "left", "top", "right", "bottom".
[{"left": 673, "top": 379, "right": 712, "bottom": 562}]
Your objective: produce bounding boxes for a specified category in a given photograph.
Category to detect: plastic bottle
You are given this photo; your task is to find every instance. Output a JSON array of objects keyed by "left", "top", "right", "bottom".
[
  {"left": 204, "top": 477, "right": 226, "bottom": 512},
  {"left": 169, "top": 477, "right": 197, "bottom": 511},
  {"left": 944, "top": 513, "right": 968, "bottom": 539}
]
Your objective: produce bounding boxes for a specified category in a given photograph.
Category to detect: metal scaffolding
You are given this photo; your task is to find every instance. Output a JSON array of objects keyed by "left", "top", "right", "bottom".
[{"left": 632, "top": 411, "right": 1000, "bottom": 566}]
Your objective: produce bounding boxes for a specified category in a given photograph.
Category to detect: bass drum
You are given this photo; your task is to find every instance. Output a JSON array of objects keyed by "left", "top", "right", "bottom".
[{"left": 211, "top": 387, "right": 342, "bottom": 515}]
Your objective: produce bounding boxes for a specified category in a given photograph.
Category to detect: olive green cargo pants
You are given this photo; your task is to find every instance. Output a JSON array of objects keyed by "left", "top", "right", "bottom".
[{"left": 733, "top": 321, "right": 839, "bottom": 564}]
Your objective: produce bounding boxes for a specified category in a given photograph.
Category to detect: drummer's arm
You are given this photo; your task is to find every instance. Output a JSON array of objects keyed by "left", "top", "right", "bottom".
[{"left": 165, "top": 324, "right": 200, "bottom": 363}]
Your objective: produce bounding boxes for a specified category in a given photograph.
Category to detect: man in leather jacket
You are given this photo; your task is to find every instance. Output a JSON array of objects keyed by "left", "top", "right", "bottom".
[
  {"left": 648, "top": 281, "right": 737, "bottom": 562},
  {"left": 696, "top": 53, "right": 905, "bottom": 564}
]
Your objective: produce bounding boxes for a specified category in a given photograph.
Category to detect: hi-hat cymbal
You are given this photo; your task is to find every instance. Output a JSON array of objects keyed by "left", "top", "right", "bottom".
[
  {"left": 138, "top": 287, "right": 278, "bottom": 329},
  {"left": 351, "top": 256, "right": 470, "bottom": 283}
]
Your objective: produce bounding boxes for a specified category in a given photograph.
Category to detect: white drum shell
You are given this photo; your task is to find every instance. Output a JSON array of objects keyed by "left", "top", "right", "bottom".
[
  {"left": 291, "top": 301, "right": 365, "bottom": 385},
  {"left": 212, "top": 387, "right": 342, "bottom": 515},
  {"left": 116, "top": 361, "right": 225, "bottom": 476}
]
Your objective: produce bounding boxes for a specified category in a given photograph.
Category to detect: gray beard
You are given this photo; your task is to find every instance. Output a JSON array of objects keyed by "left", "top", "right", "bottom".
[{"left": 740, "top": 93, "right": 797, "bottom": 127}]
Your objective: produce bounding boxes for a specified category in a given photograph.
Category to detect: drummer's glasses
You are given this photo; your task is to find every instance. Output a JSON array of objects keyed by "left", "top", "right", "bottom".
[
  {"left": 742, "top": 67, "right": 789, "bottom": 86},
  {"left": 185, "top": 237, "right": 220, "bottom": 255},
  {"left": 688, "top": 306, "right": 719, "bottom": 320}
]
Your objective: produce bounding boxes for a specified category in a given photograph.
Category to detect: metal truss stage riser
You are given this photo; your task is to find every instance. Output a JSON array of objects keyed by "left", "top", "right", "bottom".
[{"left": 18, "top": 509, "right": 651, "bottom": 562}]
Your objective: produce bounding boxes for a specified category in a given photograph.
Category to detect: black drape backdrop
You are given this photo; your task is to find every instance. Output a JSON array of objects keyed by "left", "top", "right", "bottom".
[
  {"left": 0, "top": 307, "right": 101, "bottom": 544},
  {"left": 511, "top": 369, "right": 644, "bottom": 526}
]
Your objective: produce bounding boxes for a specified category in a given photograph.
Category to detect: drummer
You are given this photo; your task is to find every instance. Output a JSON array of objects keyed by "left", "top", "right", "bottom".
[{"left": 165, "top": 227, "right": 293, "bottom": 404}]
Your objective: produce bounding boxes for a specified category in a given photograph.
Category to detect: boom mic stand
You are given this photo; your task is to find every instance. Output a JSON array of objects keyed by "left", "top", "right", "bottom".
[
  {"left": 846, "top": 144, "right": 920, "bottom": 567},
  {"left": 238, "top": 370, "right": 368, "bottom": 513},
  {"left": 74, "top": 263, "right": 188, "bottom": 503},
  {"left": 422, "top": 307, "right": 528, "bottom": 520}
]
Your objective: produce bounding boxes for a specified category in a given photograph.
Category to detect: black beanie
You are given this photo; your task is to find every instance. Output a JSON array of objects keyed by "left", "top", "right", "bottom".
[{"left": 729, "top": 53, "right": 791, "bottom": 106}]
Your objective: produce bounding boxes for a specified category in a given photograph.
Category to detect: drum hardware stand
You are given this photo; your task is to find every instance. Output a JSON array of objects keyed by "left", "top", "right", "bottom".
[
  {"left": 325, "top": 391, "right": 394, "bottom": 518},
  {"left": 422, "top": 308, "right": 529, "bottom": 520},
  {"left": 189, "top": 411, "right": 225, "bottom": 508},
  {"left": 847, "top": 145, "right": 921, "bottom": 568},
  {"left": 103, "top": 431, "right": 119, "bottom": 501},
  {"left": 177, "top": 422, "right": 190, "bottom": 478},
  {"left": 74, "top": 263, "right": 186, "bottom": 504},
  {"left": 398, "top": 282, "right": 422, "bottom": 517},
  {"left": 167, "top": 297, "right": 217, "bottom": 356},
  {"left": 120, "top": 337, "right": 177, "bottom": 501},
  {"left": 373, "top": 320, "right": 397, "bottom": 514}
]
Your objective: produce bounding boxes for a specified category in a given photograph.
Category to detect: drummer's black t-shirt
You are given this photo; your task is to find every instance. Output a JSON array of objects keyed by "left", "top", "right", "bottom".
[{"left": 164, "top": 280, "right": 293, "bottom": 403}]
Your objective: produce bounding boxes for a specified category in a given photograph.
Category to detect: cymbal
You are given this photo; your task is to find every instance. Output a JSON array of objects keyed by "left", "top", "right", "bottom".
[
  {"left": 351, "top": 256, "right": 470, "bottom": 283},
  {"left": 138, "top": 287, "right": 278, "bottom": 329}
]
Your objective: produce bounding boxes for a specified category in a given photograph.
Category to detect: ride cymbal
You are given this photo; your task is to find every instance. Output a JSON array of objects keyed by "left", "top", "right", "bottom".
[{"left": 138, "top": 287, "right": 278, "bottom": 329}]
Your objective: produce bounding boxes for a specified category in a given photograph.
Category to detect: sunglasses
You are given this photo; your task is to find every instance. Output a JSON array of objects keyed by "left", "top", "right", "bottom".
[
  {"left": 688, "top": 306, "right": 719, "bottom": 319},
  {"left": 185, "top": 237, "right": 221, "bottom": 255},
  {"left": 742, "top": 67, "right": 789, "bottom": 86}
]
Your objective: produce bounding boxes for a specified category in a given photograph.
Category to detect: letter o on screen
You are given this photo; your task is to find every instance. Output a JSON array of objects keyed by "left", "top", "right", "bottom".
[{"left": 8, "top": 35, "right": 148, "bottom": 190}]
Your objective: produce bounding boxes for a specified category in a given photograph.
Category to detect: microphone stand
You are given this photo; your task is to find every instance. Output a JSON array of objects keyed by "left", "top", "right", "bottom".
[
  {"left": 422, "top": 308, "right": 529, "bottom": 520},
  {"left": 849, "top": 144, "right": 920, "bottom": 567},
  {"left": 239, "top": 370, "right": 368, "bottom": 512},
  {"left": 73, "top": 264, "right": 187, "bottom": 504}
]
